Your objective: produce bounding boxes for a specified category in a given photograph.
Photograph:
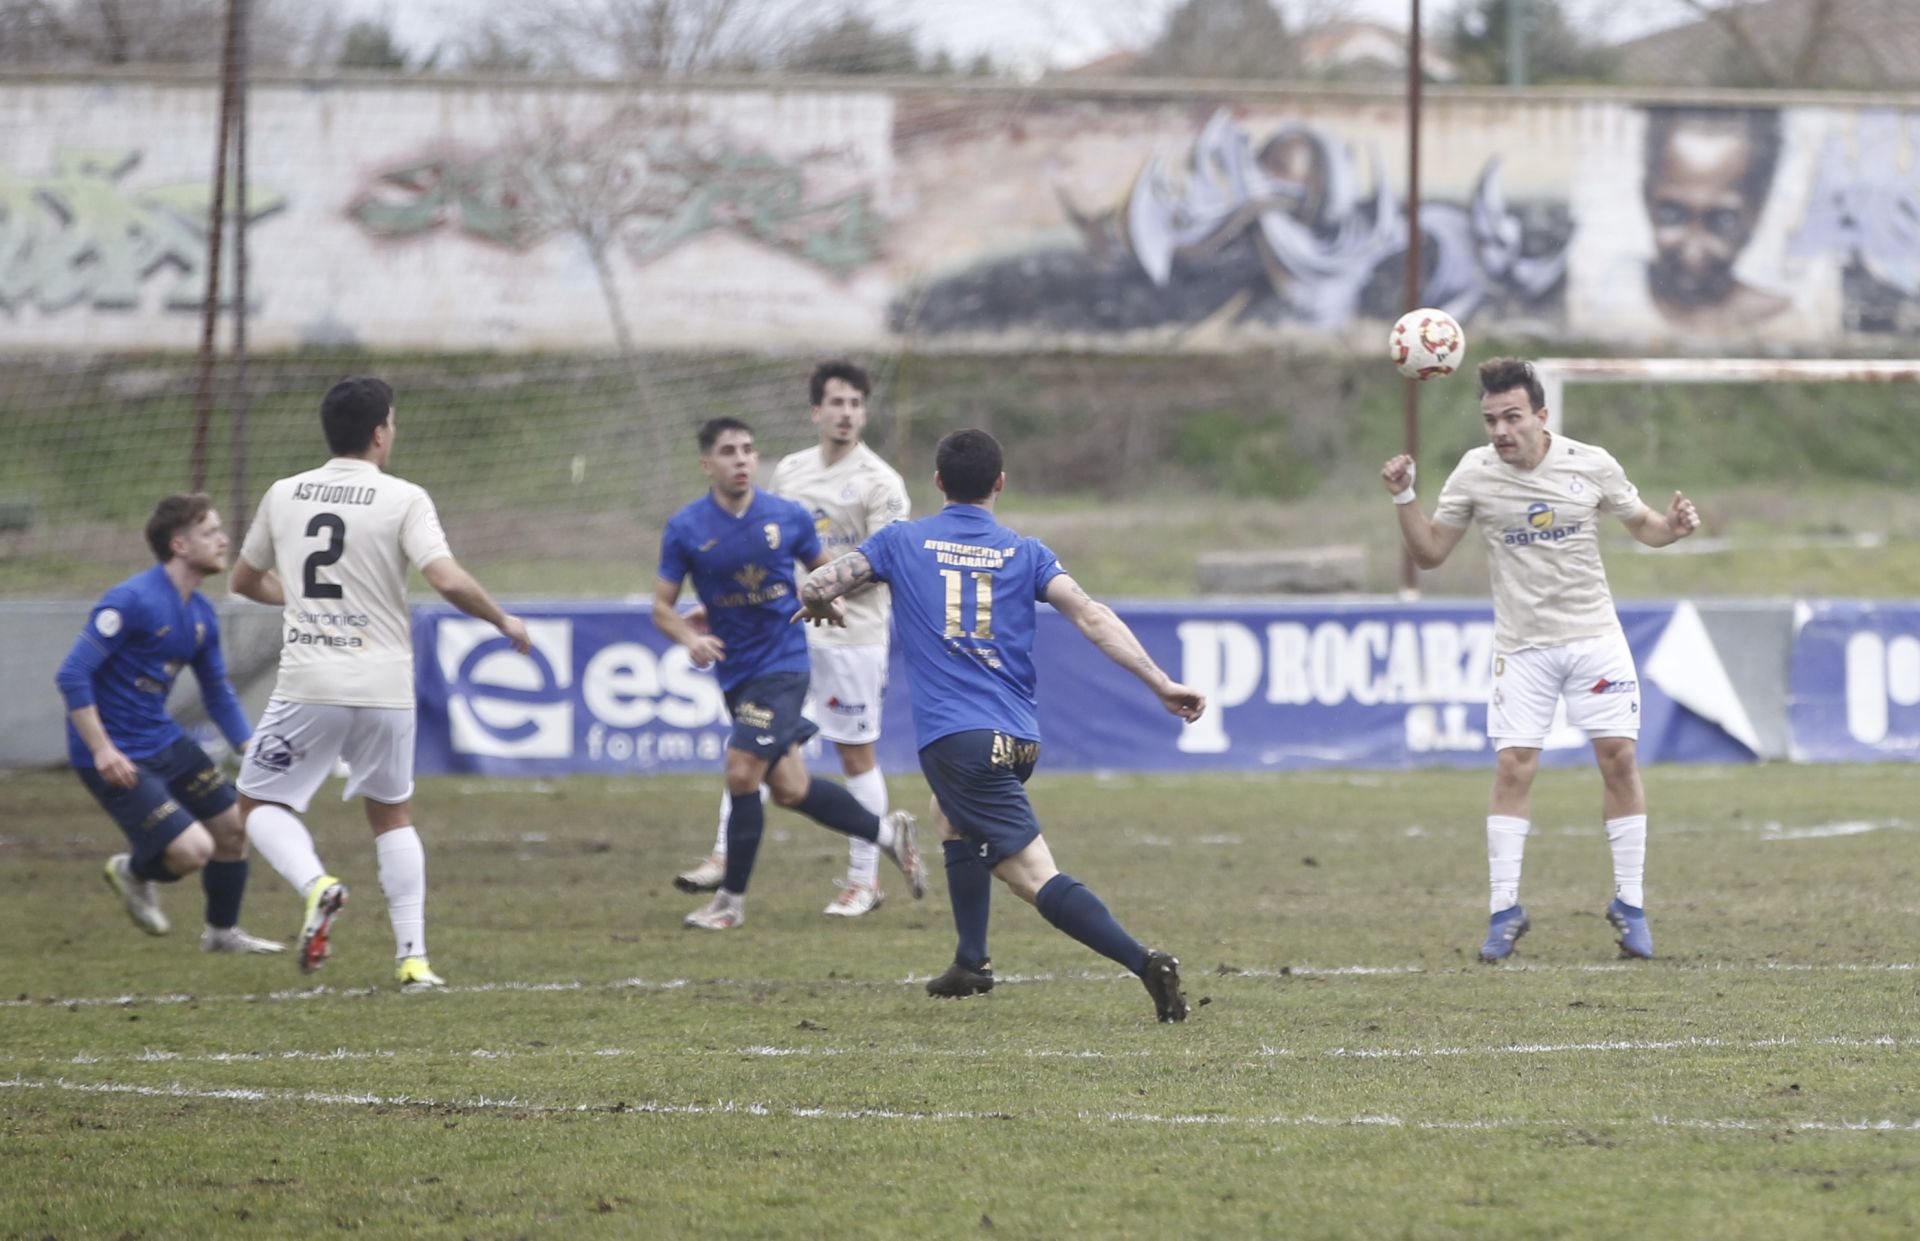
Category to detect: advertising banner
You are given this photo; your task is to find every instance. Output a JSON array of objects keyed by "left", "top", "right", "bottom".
[
  {"left": 414, "top": 600, "right": 1759, "bottom": 776},
  {"left": 1788, "top": 601, "right": 1920, "bottom": 762}
]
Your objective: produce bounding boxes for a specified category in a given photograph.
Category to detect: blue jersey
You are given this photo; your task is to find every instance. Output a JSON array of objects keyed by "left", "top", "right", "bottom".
[
  {"left": 859, "top": 504, "right": 1067, "bottom": 748},
  {"left": 658, "top": 489, "right": 822, "bottom": 693},
  {"left": 55, "top": 563, "right": 252, "bottom": 768}
]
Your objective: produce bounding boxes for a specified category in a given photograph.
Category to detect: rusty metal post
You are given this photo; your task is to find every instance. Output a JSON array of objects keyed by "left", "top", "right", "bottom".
[
  {"left": 1400, "top": 0, "right": 1424, "bottom": 597},
  {"left": 228, "top": 0, "right": 252, "bottom": 530},
  {"left": 190, "top": 0, "right": 243, "bottom": 492}
]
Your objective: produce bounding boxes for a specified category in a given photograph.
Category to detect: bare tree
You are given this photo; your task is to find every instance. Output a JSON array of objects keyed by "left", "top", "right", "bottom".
[
  {"left": 0, "top": 0, "right": 323, "bottom": 69},
  {"left": 490, "top": 0, "right": 820, "bottom": 76},
  {"left": 1663, "top": 0, "right": 1905, "bottom": 89}
]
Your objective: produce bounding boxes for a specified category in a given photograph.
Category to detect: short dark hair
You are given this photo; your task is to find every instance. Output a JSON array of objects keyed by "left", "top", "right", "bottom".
[
  {"left": 146, "top": 493, "right": 213, "bottom": 562},
  {"left": 935, "top": 429, "right": 1003, "bottom": 504},
  {"left": 1642, "top": 106, "right": 1780, "bottom": 210},
  {"left": 809, "top": 359, "right": 870, "bottom": 406},
  {"left": 320, "top": 376, "right": 394, "bottom": 455},
  {"left": 1478, "top": 357, "right": 1545, "bottom": 411},
  {"left": 698, "top": 417, "right": 754, "bottom": 455}
]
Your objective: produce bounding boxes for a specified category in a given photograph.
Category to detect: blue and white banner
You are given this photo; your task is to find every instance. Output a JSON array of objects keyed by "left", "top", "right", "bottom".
[
  {"left": 1789, "top": 601, "right": 1920, "bottom": 761},
  {"left": 414, "top": 600, "right": 1760, "bottom": 776}
]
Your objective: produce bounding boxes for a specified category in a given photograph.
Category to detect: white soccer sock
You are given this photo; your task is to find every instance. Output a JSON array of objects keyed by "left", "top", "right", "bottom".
[
  {"left": 710, "top": 788, "right": 731, "bottom": 857},
  {"left": 1487, "top": 815, "right": 1531, "bottom": 913},
  {"left": 244, "top": 804, "right": 327, "bottom": 897},
  {"left": 844, "top": 768, "right": 888, "bottom": 885},
  {"left": 376, "top": 826, "right": 427, "bottom": 962},
  {"left": 1606, "top": 814, "right": 1648, "bottom": 908},
  {"left": 709, "top": 786, "right": 771, "bottom": 858}
]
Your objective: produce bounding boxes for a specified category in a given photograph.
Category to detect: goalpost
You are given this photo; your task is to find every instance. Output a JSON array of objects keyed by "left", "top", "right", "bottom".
[{"left": 1533, "top": 358, "right": 1920, "bottom": 435}]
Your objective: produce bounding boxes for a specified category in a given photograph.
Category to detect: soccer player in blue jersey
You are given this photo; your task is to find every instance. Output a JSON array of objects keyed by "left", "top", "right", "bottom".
[
  {"left": 54, "top": 494, "right": 283, "bottom": 954},
  {"left": 798, "top": 429, "right": 1206, "bottom": 1022},
  {"left": 654, "top": 417, "right": 926, "bottom": 930}
]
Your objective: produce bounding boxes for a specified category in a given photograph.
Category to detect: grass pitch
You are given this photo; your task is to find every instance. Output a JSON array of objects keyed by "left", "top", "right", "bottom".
[{"left": 5, "top": 764, "right": 1920, "bottom": 1238}]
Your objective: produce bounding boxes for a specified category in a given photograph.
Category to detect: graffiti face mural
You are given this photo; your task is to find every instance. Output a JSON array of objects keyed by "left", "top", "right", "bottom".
[
  {"left": 899, "top": 108, "right": 1571, "bottom": 338},
  {"left": 0, "top": 150, "right": 283, "bottom": 315},
  {"left": 1640, "top": 107, "right": 1787, "bottom": 331}
]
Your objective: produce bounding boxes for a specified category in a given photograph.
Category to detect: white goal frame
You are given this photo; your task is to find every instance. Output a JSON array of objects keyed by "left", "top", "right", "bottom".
[{"left": 1533, "top": 358, "right": 1920, "bottom": 435}]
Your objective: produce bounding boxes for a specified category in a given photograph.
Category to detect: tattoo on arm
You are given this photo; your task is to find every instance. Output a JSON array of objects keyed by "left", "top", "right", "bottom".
[{"left": 801, "top": 552, "right": 873, "bottom": 606}]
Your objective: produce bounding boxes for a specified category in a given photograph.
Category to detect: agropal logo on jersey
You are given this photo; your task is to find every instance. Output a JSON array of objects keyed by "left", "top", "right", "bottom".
[{"left": 1504, "top": 502, "right": 1581, "bottom": 546}]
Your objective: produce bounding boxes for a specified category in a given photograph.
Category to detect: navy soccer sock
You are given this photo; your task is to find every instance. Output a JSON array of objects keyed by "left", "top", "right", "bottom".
[
  {"left": 721, "top": 791, "right": 766, "bottom": 895},
  {"left": 942, "top": 839, "right": 992, "bottom": 968},
  {"left": 131, "top": 852, "right": 182, "bottom": 883},
  {"left": 1035, "top": 873, "right": 1149, "bottom": 976},
  {"left": 201, "top": 857, "right": 248, "bottom": 929},
  {"left": 792, "top": 778, "right": 880, "bottom": 842}
]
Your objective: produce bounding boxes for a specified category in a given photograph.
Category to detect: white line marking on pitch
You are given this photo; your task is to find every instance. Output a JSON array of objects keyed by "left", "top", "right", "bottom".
[
  {"left": 10, "top": 1033, "right": 1908, "bottom": 1073},
  {"left": 6, "top": 960, "right": 1917, "bottom": 1012},
  {"left": 5, "top": 1075, "right": 1919, "bottom": 1135}
]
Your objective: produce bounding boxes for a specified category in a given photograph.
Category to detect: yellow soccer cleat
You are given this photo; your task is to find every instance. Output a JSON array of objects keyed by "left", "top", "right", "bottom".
[
  {"left": 297, "top": 875, "right": 348, "bottom": 975},
  {"left": 395, "top": 955, "right": 446, "bottom": 992}
]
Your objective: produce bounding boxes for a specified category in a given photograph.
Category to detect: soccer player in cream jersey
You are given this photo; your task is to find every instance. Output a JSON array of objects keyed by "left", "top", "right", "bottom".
[
  {"left": 231, "top": 377, "right": 530, "bottom": 989},
  {"left": 674, "top": 360, "right": 911, "bottom": 916},
  {"left": 1383, "top": 357, "right": 1700, "bottom": 963}
]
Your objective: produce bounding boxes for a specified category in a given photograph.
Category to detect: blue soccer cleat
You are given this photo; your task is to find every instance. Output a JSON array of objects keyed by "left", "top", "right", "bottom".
[
  {"left": 1606, "top": 898, "right": 1654, "bottom": 960},
  {"left": 1478, "top": 905, "right": 1530, "bottom": 962}
]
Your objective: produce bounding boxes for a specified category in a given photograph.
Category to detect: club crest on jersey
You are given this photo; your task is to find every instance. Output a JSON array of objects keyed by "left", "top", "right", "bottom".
[
  {"left": 763, "top": 523, "right": 781, "bottom": 550},
  {"left": 95, "top": 608, "right": 122, "bottom": 637}
]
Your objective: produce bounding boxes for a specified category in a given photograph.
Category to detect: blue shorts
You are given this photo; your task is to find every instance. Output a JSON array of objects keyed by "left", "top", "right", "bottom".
[
  {"left": 918, "top": 730, "right": 1043, "bottom": 868},
  {"left": 75, "top": 736, "right": 235, "bottom": 868},
  {"left": 724, "top": 671, "right": 820, "bottom": 762}
]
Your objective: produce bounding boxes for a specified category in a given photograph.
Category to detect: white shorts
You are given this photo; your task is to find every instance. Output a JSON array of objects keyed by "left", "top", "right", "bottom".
[
  {"left": 805, "top": 643, "right": 888, "bottom": 746},
  {"left": 237, "top": 697, "right": 416, "bottom": 813},
  {"left": 1488, "top": 630, "right": 1641, "bottom": 750}
]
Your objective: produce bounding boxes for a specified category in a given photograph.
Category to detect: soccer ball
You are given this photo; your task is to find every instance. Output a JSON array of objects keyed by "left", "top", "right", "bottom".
[{"left": 1389, "top": 308, "right": 1466, "bottom": 380}]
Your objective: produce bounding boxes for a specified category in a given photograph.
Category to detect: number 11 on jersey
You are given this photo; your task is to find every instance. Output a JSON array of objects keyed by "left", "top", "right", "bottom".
[{"left": 941, "top": 569, "right": 995, "bottom": 639}]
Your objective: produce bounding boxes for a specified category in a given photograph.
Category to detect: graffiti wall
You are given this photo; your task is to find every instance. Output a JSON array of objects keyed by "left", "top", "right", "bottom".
[{"left": 2, "top": 78, "right": 1918, "bottom": 353}]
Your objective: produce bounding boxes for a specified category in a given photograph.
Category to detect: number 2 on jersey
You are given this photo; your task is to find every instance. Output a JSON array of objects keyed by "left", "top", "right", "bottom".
[
  {"left": 302, "top": 513, "right": 346, "bottom": 599},
  {"left": 941, "top": 569, "right": 994, "bottom": 639}
]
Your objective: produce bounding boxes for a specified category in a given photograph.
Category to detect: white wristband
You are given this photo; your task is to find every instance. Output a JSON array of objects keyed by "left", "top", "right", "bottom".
[{"left": 1392, "top": 488, "right": 1418, "bottom": 506}]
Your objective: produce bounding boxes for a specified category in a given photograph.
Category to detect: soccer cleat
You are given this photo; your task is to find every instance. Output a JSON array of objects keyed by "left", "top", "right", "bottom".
[
  {"left": 1479, "top": 904, "right": 1531, "bottom": 962},
  {"left": 297, "top": 876, "right": 348, "bottom": 975},
  {"left": 683, "top": 890, "right": 745, "bottom": 930},
  {"left": 103, "top": 853, "right": 169, "bottom": 936},
  {"left": 925, "top": 959, "right": 995, "bottom": 998},
  {"left": 823, "top": 879, "right": 884, "bottom": 917},
  {"left": 200, "top": 925, "right": 286, "bottom": 954},
  {"left": 673, "top": 853, "right": 726, "bottom": 893},
  {"left": 880, "top": 811, "right": 927, "bottom": 900},
  {"left": 1606, "top": 898, "right": 1654, "bottom": 960},
  {"left": 1140, "top": 950, "right": 1189, "bottom": 1023},
  {"left": 395, "top": 956, "right": 447, "bottom": 991}
]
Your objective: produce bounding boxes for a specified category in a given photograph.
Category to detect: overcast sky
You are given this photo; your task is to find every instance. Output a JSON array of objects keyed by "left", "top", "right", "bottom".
[{"left": 344, "top": 0, "right": 1700, "bottom": 74}]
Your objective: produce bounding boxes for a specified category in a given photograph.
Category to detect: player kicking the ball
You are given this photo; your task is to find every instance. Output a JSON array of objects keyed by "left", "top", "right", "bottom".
[{"left": 1383, "top": 357, "right": 1699, "bottom": 962}]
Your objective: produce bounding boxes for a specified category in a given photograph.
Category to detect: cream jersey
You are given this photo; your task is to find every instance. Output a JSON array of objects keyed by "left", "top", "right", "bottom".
[
  {"left": 769, "top": 442, "right": 909, "bottom": 647},
  {"left": 1433, "top": 433, "right": 1644, "bottom": 652},
  {"left": 239, "top": 457, "right": 453, "bottom": 708}
]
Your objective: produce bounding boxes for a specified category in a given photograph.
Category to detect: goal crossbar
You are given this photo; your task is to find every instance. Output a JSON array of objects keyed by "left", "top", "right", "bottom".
[{"left": 1534, "top": 358, "right": 1920, "bottom": 433}]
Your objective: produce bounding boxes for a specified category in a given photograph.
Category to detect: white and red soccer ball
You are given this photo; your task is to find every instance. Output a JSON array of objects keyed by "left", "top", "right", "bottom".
[{"left": 1389, "top": 308, "right": 1466, "bottom": 380}]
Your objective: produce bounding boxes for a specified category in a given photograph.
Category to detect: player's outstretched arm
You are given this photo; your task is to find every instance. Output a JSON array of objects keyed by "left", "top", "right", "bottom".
[
  {"left": 651, "top": 576, "right": 725, "bottom": 666},
  {"left": 229, "top": 559, "right": 285, "bottom": 605},
  {"left": 1381, "top": 454, "right": 1467, "bottom": 570},
  {"left": 421, "top": 558, "right": 530, "bottom": 654},
  {"left": 1044, "top": 574, "right": 1205, "bottom": 723},
  {"left": 1623, "top": 491, "right": 1701, "bottom": 548},
  {"left": 798, "top": 551, "right": 873, "bottom": 620}
]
